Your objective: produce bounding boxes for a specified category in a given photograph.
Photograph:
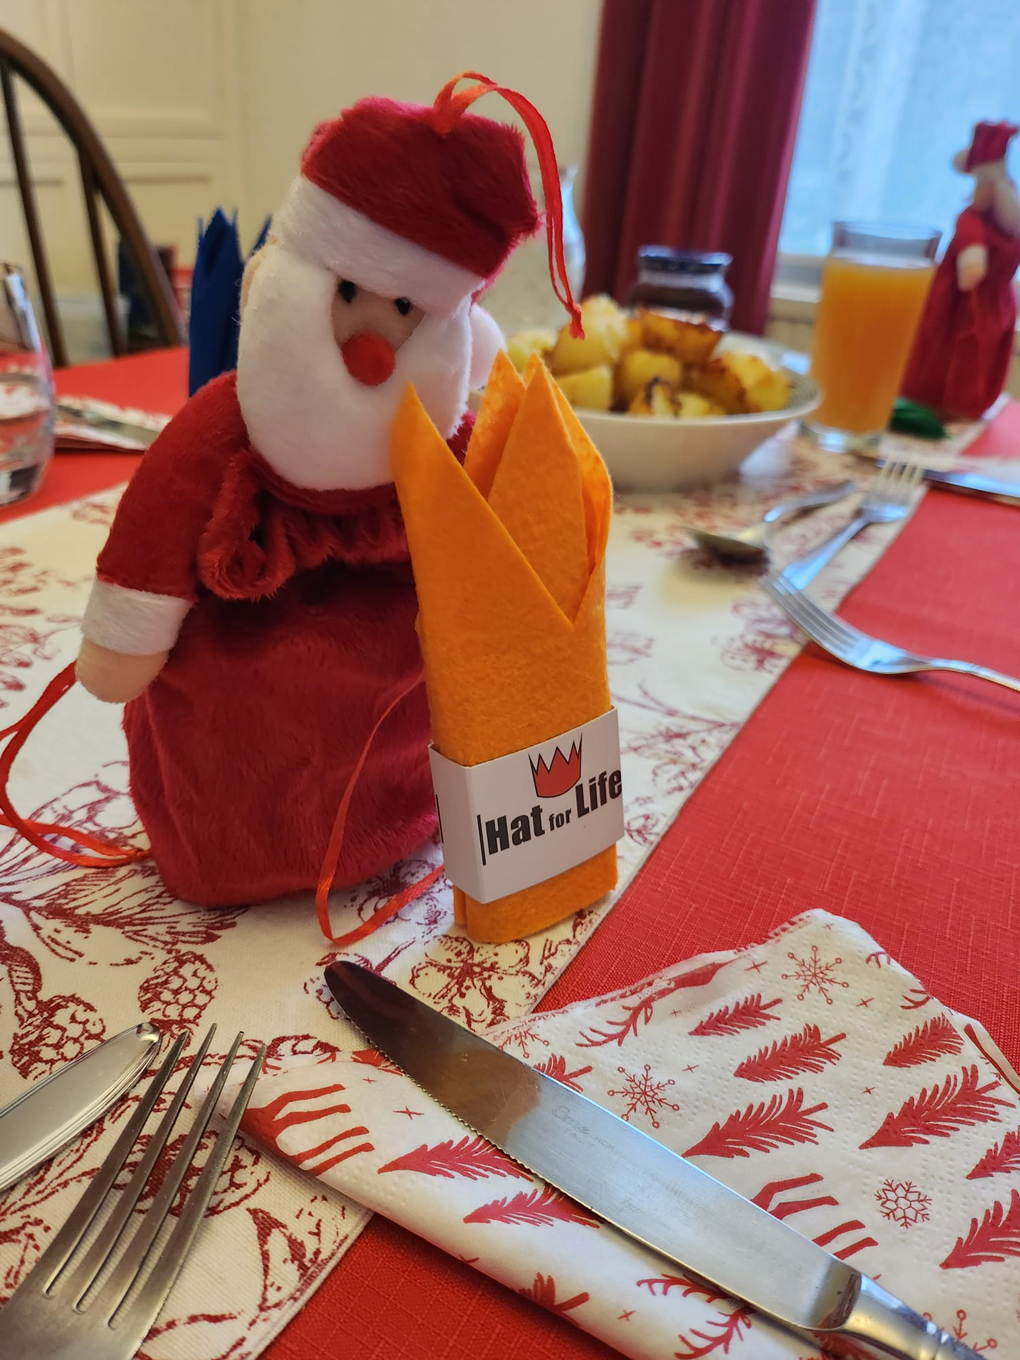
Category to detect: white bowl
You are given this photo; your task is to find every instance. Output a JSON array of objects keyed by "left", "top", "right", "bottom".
[{"left": 579, "top": 364, "right": 819, "bottom": 493}]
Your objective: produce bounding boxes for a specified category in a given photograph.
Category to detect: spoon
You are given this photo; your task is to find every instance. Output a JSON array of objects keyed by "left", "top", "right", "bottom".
[{"left": 684, "top": 480, "right": 857, "bottom": 561}]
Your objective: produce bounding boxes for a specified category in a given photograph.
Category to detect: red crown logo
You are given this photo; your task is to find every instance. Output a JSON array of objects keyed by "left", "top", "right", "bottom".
[{"left": 529, "top": 739, "right": 582, "bottom": 799}]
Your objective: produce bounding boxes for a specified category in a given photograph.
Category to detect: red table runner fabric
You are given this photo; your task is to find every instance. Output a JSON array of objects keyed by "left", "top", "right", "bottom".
[{"left": 4, "top": 352, "right": 1017, "bottom": 1359}]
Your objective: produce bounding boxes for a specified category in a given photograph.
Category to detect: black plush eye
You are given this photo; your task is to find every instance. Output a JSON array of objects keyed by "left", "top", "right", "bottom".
[
  {"left": 394, "top": 297, "right": 412, "bottom": 316},
  {"left": 337, "top": 280, "right": 357, "bottom": 303}
]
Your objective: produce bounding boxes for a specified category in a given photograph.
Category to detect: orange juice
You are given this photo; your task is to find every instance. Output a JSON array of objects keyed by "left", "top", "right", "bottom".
[{"left": 809, "top": 256, "right": 934, "bottom": 436}]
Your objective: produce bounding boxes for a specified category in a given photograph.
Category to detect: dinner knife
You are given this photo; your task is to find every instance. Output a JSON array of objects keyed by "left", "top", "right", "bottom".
[
  {"left": 326, "top": 962, "right": 977, "bottom": 1360},
  {"left": 0, "top": 1021, "right": 161, "bottom": 1195},
  {"left": 878, "top": 462, "right": 1020, "bottom": 503},
  {"left": 55, "top": 400, "right": 164, "bottom": 447}
]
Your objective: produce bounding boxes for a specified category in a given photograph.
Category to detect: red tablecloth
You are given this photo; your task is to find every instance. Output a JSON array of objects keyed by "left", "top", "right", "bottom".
[{"left": 4, "top": 352, "right": 1018, "bottom": 1360}]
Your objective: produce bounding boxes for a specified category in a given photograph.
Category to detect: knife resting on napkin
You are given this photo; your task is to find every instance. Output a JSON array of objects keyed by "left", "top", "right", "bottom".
[{"left": 240, "top": 912, "right": 1019, "bottom": 1359}]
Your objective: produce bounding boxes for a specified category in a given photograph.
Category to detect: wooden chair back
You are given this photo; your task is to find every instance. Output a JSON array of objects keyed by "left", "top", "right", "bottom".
[{"left": 0, "top": 26, "right": 185, "bottom": 367}]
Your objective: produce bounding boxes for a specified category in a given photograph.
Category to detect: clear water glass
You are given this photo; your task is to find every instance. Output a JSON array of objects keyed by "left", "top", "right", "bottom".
[{"left": 0, "top": 264, "right": 55, "bottom": 506}]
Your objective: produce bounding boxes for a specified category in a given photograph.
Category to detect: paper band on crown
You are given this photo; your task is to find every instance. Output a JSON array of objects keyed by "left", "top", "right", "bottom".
[{"left": 272, "top": 176, "right": 486, "bottom": 315}]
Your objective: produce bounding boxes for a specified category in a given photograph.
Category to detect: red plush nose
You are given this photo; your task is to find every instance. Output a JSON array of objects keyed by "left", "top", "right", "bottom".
[{"left": 341, "top": 331, "right": 396, "bottom": 386}]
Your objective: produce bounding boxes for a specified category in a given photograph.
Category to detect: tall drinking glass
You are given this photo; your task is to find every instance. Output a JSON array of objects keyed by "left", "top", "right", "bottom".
[
  {"left": 0, "top": 264, "right": 55, "bottom": 506},
  {"left": 804, "top": 224, "right": 940, "bottom": 453}
]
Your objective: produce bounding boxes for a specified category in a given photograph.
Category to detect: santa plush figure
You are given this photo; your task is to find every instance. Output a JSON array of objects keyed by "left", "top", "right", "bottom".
[
  {"left": 74, "top": 75, "right": 579, "bottom": 912},
  {"left": 902, "top": 120, "right": 1020, "bottom": 420}
]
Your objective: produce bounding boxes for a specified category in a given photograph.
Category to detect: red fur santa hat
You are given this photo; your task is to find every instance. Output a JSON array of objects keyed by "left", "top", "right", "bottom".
[
  {"left": 964, "top": 121, "right": 1019, "bottom": 171},
  {"left": 271, "top": 72, "right": 583, "bottom": 326}
]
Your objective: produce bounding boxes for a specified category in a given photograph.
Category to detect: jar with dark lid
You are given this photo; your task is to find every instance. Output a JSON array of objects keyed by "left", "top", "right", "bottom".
[{"left": 626, "top": 246, "right": 733, "bottom": 325}]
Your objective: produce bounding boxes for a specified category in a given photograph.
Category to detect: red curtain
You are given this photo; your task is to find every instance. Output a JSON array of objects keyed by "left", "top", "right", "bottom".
[{"left": 582, "top": 0, "right": 816, "bottom": 334}]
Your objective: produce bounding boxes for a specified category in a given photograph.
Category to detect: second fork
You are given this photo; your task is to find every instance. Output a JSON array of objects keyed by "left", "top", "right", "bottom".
[{"left": 780, "top": 459, "right": 922, "bottom": 589}]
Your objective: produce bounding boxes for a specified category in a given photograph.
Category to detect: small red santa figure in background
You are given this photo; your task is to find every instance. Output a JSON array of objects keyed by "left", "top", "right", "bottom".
[
  {"left": 72, "top": 77, "right": 577, "bottom": 910},
  {"left": 901, "top": 120, "right": 1020, "bottom": 421}
]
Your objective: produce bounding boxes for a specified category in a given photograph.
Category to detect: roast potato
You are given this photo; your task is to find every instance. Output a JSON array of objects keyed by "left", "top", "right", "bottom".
[
  {"left": 627, "top": 377, "right": 676, "bottom": 418},
  {"left": 505, "top": 327, "right": 556, "bottom": 374},
  {"left": 548, "top": 295, "right": 631, "bottom": 374},
  {"left": 553, "top": 364, "right": 614, "bottom": 412},
  {"left": 675, "top": 392, "right": 724, "bottom": 420},
  {"left": 638, "top": 310, "right": 722, "bottom": 366},
  {"left": 615, "top": 348, "right": 683, "bottom": 408},
  {"left": 503, "top": 298, "right": 790, "bottom": 420},
  {"left": 687, "top": 351, "right": 791, "bottom": 414}
]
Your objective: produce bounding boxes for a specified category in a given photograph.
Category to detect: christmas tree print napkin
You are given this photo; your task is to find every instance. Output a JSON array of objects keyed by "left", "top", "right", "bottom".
[{"left": 239, "top": 911, "right": 1019, "bottom": 1357}]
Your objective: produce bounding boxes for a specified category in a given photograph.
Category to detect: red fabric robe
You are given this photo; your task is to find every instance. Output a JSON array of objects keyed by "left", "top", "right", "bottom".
[
  {"left": 902, "top": 205, "right": 1020, "bottom": 420},
  {"left": 95, "top": 371, "right": 469, "bottom": 906}
]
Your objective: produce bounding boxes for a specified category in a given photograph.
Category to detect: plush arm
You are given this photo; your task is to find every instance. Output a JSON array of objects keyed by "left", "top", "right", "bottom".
[
  {"left": 76, "top": 579, "right": 190, "bottom": 702},
  {"left": 957, "top": 243, "right": 988, "bottom": 292}
]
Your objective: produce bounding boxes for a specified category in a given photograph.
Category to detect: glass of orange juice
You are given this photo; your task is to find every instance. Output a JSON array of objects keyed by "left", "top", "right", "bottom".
[{"left": 804, "top": 223, "right": 940, "bottom": 453}]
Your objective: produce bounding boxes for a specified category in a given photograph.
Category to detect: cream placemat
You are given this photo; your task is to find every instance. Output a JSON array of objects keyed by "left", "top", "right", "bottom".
[{"left": 0, "top": 424, "right": 968, "bottom": 1359}]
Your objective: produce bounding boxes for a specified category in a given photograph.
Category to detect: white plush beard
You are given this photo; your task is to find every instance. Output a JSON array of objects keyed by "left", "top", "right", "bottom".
[{"left": 236, "top": 245, "right": 472, "bottom": 491}]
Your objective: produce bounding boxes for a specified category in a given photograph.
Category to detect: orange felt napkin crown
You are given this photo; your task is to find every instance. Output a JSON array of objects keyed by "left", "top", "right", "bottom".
[{"left": 390, "top": 352, "right": 616, "bottom": 942}]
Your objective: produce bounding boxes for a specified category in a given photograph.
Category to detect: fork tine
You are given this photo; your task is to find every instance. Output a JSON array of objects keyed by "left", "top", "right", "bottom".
[
  {"left": 108, "top": 1043, "right": 266, "bottom": 1354},
  {"left": 782, "top": 588, "right": 857, "bottom": 647},
  {"left": 91, "top": 1030, "right": 248, "bottom": 1323},
  {"left": 764, "top": 578, "right": 855, "bottom": 654},
  {"left": 25, "top": 1030, "right": 189, "bottom": 1296},
  {"left": 63, "top": 1025, "right": 217, "bottom": 1306}
]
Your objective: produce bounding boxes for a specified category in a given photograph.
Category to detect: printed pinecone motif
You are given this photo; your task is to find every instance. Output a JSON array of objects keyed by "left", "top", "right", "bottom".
[
  {"left": 138, "top": 951, "right": 217, "bottom": 1027},
  {"left": 12, "top": 997, "right": 105, "bottom": 1080}
]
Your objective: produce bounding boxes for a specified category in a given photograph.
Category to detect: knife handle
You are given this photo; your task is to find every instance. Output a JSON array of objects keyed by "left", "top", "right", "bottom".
[{"left": 818, "top": 1276, "right": 982, "bottom": 1360}]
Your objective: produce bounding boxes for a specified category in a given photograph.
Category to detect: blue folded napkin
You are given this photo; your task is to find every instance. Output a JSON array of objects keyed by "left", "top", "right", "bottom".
[{"left": 188, "top": 211, "right": 269, "bottom": 395}]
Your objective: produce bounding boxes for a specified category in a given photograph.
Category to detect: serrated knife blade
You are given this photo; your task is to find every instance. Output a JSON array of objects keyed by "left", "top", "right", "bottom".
[
  {"left": 0, "top": 1022, "right": 161, "bottom": 1195},
  {"left": 326, "top": 961, "right": 978, "bottom": 1360}
]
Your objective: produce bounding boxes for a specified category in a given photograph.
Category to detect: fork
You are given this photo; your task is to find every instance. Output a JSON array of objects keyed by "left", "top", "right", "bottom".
[
  {"left": 781, "top": 459, "right": 923, "bottom": 588},
  {"left": 0, "top": 1026, "right": 265, "bottom": 1360},
  {"left": 762, "top": 572, "right": 1020, "bottom": 694}
]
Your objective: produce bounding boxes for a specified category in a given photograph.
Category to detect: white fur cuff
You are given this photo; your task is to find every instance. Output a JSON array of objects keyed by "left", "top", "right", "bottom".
[{"left": 82, "top": 579, "right": 190, "bottom": 655}]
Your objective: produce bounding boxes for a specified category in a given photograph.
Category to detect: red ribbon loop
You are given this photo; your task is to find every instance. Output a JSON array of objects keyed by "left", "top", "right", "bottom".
[{"left": 431, "top": 71, "right": 584, "bottom": 338}]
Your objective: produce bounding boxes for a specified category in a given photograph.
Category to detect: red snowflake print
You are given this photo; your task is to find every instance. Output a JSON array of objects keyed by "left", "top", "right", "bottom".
[
  {"left": 497, "top": 1016, "right": 552, "bottom": 1060},
  {"left": 875, "top": 1179, "right": 932, "bottom": 1229},
  {"left": 607, "top": 1063, "right": 680, "bottom": 1128},
  {"left": 137, "top": 951, "right": 217, "bottom": 1028},
  {"left": 781, "top": 944, "right": 849, "bottom": 1005},
  {"left": 922, "top": 1310, "right": 997, "bottom": 1354}
]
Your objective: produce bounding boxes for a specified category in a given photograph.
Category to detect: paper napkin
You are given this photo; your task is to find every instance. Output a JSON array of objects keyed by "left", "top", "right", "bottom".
[
  {"left": 390, "top": 353, "right": 617, "bottom": 942},
  {"left": 241, "top": 911, "right": 1020, "bottom": 1358}
]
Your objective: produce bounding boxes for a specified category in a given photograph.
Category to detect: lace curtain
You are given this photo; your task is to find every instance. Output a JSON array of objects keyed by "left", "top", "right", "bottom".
[{"left": 780, "top": 0, "right": 1020, "bottom": 259}]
